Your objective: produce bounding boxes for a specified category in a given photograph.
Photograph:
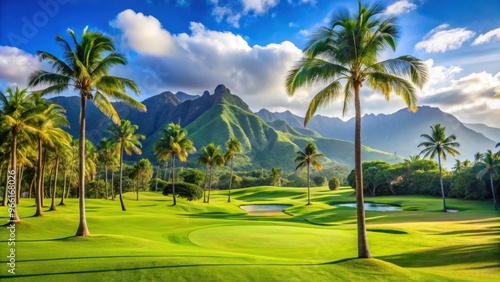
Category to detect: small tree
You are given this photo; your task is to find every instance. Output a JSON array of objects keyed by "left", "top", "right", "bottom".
[
  {"left": 294, "top": 143, "right": 324, "bottom": 205},
  {"left": 329, "top": 177, "right": 341, "bottom": 191},
  {"left": 313, "top": 175, "right": 327, "bottom": 186}
]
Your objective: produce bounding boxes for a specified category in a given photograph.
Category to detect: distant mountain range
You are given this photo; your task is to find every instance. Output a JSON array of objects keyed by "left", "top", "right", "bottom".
[
  {"left": 50, "top": 84, "right": 498, "bottom": 170},
  {"left": 258, "top": 106, "right": 498, "bottom": 163}
]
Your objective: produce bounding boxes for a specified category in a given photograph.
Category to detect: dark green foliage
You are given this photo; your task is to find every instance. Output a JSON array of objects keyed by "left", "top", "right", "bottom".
[
  {"left": 313, "top": 175, "right": 327, "bottom": 186},
  {"left": 329, "top": 177, "right": 341, "bottom": 191},
  {"left": 159, "top": 180, "right": 203, "bottom": 201},
  {"left": 450, "top": 165, "right": 488, "bottom": 200},
  {"left": 241, "top": 176, "right": 271, "bottom": 188},
  {"left": 218, "top": 173, "right": 242, "bottom": 189},
  {"left": 178, "top": 168, "right": 205, "bottom": 186}
]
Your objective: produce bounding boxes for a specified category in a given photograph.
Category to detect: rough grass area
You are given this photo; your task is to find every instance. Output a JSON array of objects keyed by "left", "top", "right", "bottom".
[{"left": 0, "top": 186, "right": 498, "bottom": 281}]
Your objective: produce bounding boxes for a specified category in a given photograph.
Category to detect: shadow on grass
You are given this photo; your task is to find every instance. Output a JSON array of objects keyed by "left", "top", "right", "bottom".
[
  {"left": 379, "top": 243, "right": 500, "bottom": 268},
  {"left": 0, "top": 257, "right": 361, "bottom": 279}
]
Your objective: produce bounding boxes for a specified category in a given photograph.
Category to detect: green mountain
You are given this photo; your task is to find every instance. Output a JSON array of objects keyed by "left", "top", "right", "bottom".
[{"left": 50, "top": 84, "right": 401, "bottom": 170}]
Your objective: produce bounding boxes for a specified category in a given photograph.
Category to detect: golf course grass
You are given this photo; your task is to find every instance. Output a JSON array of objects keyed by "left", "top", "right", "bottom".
[{"left": 0, "top": 186, "right": 498, "bottom": 281}]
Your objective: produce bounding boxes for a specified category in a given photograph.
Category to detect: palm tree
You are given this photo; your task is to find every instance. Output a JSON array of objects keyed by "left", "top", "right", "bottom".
[
  {"left": 0, "top": 87, "right": 43, "bottom": 223},
  {"left": 28, "top": 28, "right": 146, "bottom": 236},
  {"left": 154, "top": 123, "right": 195, "bottom": 206},
  {"left": 107, "top": 120, "right": 144, "bottom": 211},
  {"left": 285, "top": 1, "right": 428, "bottom": 258},
  {"left": 224, "top": 137, "right": 242, "bottom": 202},
  {"left": 271, "top": 167, "right": 282, "bottom": 186},
  {"left": 474, "top": 152, "right": 484, "bottom": 163},
  {"left": 476, "top": 150, "right": 499, "bottom": 210},
  {"left": 418, "top": 124, "right": 460, "bottom": 212},
  {"left": 197, "top": 143, "right": 225, "bottom": 203},
  {"left": 98, "top": 138, "right": 116, "bottom": 200},
  {"left": 452, "top": 159, "right": 463, "bottom": 172},
  {"left": 294, "top": 143, "right": 324, "bottom": 205}
]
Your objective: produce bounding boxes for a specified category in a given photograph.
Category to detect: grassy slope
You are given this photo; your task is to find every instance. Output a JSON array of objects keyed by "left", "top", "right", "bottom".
[{"left": 0, "top": 187, "right": 498, "bottom": 281}]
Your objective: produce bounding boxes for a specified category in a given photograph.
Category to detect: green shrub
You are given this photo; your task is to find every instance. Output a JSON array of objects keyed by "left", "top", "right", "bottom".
[
  {"left": 159, "top": 180, "right": 203, "bottom": 201},
  {"left": 328, "top": 177, "right": 340, "bottom": 191},
  {"left": 313, "top": 175, "right": 327, "bottom": 186}
]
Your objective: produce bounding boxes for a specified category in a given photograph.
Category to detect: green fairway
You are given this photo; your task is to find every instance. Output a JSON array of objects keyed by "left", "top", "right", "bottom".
[{"left": 0, "top": 186, "right": 498, "bottom": 281}]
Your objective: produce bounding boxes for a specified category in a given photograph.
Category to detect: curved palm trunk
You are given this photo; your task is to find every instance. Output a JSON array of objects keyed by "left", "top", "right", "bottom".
[
  {"left": 228, "top": 157, "right": 234, "bottom": 202},
  {"left": 207, "top": 165, "right": 213, "bottom": 203},
  {"left": 307, "top": 162, "right": 311, "bottom": 205},
  {"left": 34, "top": 138, "right": 44, "bottom": 217},
  {"left": 437, "top": 154, "right": 447, "bottom": 212},
  {"left": 59, "top": 166, "right": 67, "bottom": 205},
  {"left": 354, "top": 86, "right": 371, "bottom": 258},
  {"left": 76, "top": 95, "right": 90, "bottom": 236},
  {"left": 49, "top": 155, "right": 60, "bottom": 211},
  {"left": 172, "top": 157, "right": 176, "bottom": 206},
  {"left": 119, "top": 142, "right": 126, "bottom": 211},
  {"left": 489, "top": 173, "right": 497, "bottom": 210},
  {"left": 9, "top": 133, "right": 21, "bottom": 223}
]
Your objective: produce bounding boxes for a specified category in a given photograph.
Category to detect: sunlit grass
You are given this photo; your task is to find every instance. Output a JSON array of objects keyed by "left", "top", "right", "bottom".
[{"left": 0, "top": 186, "right": 498, "bottom": 281}]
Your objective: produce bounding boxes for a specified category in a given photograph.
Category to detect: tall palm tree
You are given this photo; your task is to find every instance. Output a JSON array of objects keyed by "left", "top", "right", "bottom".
[
  {"left": 197, "top": 143, "right": 225, "bottom": 203},
  {"left": 28, "top": 27, "right": 145, "bottom": 236},
  {"left": 294, "top": 143, "right": 324, "bottom": 205},
  {"left": 224, "top": 137, "right": 242, "bottom": 202},
  {"left": 107, "top": 120, "right": 144, "bottom": 211},
  {"left": 285, "top": 1, "right": 428, "bottom": 258},
  {"left": 0, "top": 87, "right": 43, "bottom": 223},
  {"left": 476, "top": 150, "right": 499, "bottom": 210},
  {"left": 418, "top": 124, "right": 460, "bottom": 212},
  {"left": 154, "top": 123, "right": 195, "bottom": 206}
]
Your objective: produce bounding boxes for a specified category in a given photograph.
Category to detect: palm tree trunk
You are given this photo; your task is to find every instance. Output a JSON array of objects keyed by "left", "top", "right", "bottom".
[
  {"left": 155, "top": 165, "right": 159, "bottom": 191},
  {"left": 172, "top": 157, "right": 176, "bottom": 206},
  {"left": 59, "top": 166, "right": 67, "bottom": 205},
  {"left": 28, "top": 174, "right": 35, "bottom": 199},
  {"left": 50, "top": 155, "right": 60, "bottom": 211},
  {"left": 41, "top": 149, "right": 47, "bottom": 206},
  {"left": 228, "top": 157, "right": 233, "bottom": 202},
  {"left": 307, "top": 162, "right": 311, "bottom": 205},
  {"left": 119, "top": 142, "right": 126, "bottom": 211},
  {"left": 207, "top": 165, "right": 213, "bottom": 203},
  {"left": 9, "top": 133, "right": 21, "bottom": 223},
  {"left": 66, "top": 161, "right": 74, "bottom": 199},
  {"left": 354, "top": 85, "right": 371, "bottom": 258},
  {"left": 34, "top": 138, "right": 44, "bottom": 217},
  {"left": 438, "top": 154, "right": 447, "bottom": 212},
  {"left": 203, "top": 166, "right": 208, "bottom": 203},
  {"left": 111, "top": 169, "right": 115, "bottom": 200},
  {"left": 1, "top": 164, "right": 7, "bottom": 206},
  {"left": 489, "top": 173, "right": 497, "bottom": 210},
  {"left": 76, "top": 94, "right": 90, "bottom": 236},
  {"left": 17, "top": 164, "right": 24, "bottom": 204},
  {"left": 164, "top": 161, "right": 168, "bottom": 181},
  {"left": 104, "top": 165, "right": 108, "bottom": 200}
]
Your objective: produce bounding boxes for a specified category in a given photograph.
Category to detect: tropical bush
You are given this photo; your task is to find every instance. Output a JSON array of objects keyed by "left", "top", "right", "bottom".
[
  {"left": 160, "top": 180, "right": 203, "bottom": 201},
  {"left": 328, "top": 177, "right": 340, "bottom": 191}
]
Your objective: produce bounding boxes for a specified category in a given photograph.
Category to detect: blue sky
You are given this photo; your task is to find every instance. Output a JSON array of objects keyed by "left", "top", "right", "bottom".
[{"left": 1, "top": 0, "right": 499, "bottom": 127}]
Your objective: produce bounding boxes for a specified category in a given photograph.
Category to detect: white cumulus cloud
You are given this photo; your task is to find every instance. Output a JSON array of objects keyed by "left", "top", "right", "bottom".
[
  {"left": 416, "top": 24, "right": 475, "bottom": 53},
  {"left": 385, "top": 0, "right": 417, "bottom": 15},
  {"left": 0, "top": 46, "right": 41, "bottom": 88},
  {"left": 242, "top": 0, "right": 279, "bottom": 15},
  {"left": 110, "top": 9, "right": 176, "bottom": 56},
  {"left": 472, "top": 27, "right": 500, "bottom": 46}
]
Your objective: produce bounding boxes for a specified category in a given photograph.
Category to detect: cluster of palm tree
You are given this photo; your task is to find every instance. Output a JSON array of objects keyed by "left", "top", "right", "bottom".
[
  {"left": 154, "top": 123, "right": 243, "bottom": 205},
  {"left": 0, "top": 27, "right": 147, "bottom": 237},
  {"left": 418, "top": 124, "right": 499, "bottom": 211}
]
